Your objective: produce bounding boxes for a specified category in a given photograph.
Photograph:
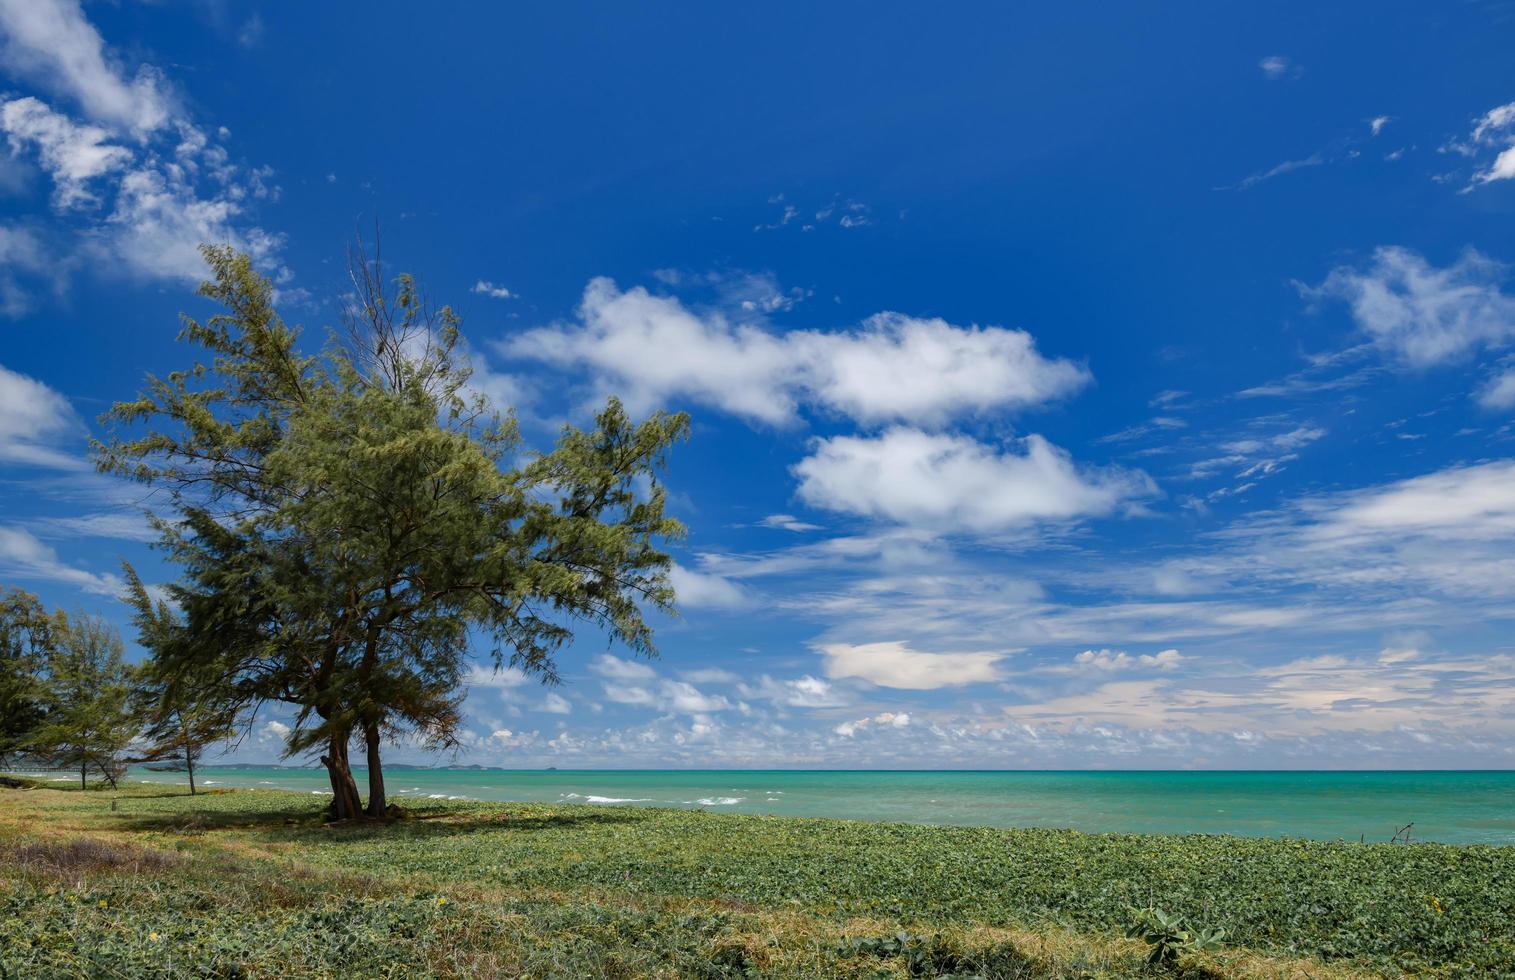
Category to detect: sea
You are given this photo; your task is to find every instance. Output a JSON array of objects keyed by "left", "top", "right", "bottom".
[{"left": 93, "top": 767, "right": 1515, "bottom": 845}]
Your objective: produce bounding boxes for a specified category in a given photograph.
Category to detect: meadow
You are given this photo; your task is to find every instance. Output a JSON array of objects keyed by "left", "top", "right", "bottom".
[{"left": 1, "top": 782, "right": 1510, "bottom": 979}]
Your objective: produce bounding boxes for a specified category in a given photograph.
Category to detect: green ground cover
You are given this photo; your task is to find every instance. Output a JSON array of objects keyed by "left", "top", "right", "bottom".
[{"left": 1, "top": 782, "right": 1508, "bottom": 978}]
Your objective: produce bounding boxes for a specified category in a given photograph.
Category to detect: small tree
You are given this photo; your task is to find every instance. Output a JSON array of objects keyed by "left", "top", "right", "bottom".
[
  {"left": 0, "top": 588, "right": 57, "bottom": 768},
  {"left": 30, "top": 613, "right": 138, "bottom": 788}
]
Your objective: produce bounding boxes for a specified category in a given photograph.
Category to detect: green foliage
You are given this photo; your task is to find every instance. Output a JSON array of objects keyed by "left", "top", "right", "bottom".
[
  {"left": 97, "top": 245, "right": 689, "bottom": 818},
  {"left": 121, "top": 569, "right": 237, "bottom": 795},
  {"left": 23, "top": 613, "right": 137, "bottom": 788},
  {"left": 1123, "top": 906, "right": 1224, "bottom": 967},
  {"left": 0, "top": 588, "right": 56, "bottom": 766},
  {"left": 10, "top": 788, "right": 1509, "bottom": 976},
  {"left": 8, "top": 787, "right": 1515, "bottom": 977}
]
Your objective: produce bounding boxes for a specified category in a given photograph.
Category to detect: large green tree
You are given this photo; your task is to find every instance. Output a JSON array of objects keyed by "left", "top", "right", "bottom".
[{"left": 100, "top": 245, "right": 688, "bottom": 819}]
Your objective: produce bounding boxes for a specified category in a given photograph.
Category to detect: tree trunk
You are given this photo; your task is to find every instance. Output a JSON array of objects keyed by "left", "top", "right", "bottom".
[
  {"left": 364, "top": 722, "right": 386, "bottom": 820},
  {"left": 320, "top": 733, "right": 362, "bottom": 820},
  {"left": 79, "top": 759, "right": 86, "bottom": 790},
  {"left": 186, "top": 744, "right": 196, "bottom": 796}
]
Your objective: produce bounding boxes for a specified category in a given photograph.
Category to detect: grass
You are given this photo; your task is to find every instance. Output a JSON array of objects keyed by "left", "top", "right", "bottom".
[{"left": 1, "top": 781, "right": 1510, "bottom": 978}]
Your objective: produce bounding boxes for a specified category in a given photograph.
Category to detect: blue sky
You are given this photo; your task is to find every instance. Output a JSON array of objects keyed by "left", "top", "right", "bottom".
[{"left": 3, "top": 1, "right": 1515, "bottom": 769}]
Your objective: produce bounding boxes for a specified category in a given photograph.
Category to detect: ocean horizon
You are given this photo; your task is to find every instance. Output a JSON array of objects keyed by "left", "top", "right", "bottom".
[{"left": 94, "top": 766, "right": 1515, "bottom": 845}]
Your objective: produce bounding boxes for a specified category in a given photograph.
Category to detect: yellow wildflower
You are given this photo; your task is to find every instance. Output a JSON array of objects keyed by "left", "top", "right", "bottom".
[
  {"left": 98, "top": 900, "right": 108, "bottom": 909},
  {"left": 149, "top": 932, "right": 160, "bottom": 942}
]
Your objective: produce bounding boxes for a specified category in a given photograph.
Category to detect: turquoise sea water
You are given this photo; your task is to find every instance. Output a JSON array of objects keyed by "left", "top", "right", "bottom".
[{"left": 87, "top": 767, "right": 1515, "bottom": 845}]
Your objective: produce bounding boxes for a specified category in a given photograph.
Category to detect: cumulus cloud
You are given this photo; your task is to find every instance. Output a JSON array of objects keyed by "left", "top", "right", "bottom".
[
  {"left": 1446, "top": 101, "right": 1515, "bottom": 185},
  {"left": 1304, "top": 247, "right": 1515, "bottom": 367},
  {"left": 0, "top": 361, "right": 85, "bottom": 468},
  {"left": 834, "top": 711, "right": 910, "bottom": 737},
  {"left": 0, "top": 0, "right": 172, "bottom": 136},
  {"left": 0, "top": 3, "right": 287, "bottom": 314},
  {"left": 793, "top": 428, "right": 1155, "bottom": 533},
  {"left": 737, "top": 674, "right": 847, "bottom": 708},
  {"left": 817, "top": 639, "right": 1007, "bottom": 689},
  {"left": 600, "top": 674, "right": 733, "bottom": 715},
  {"left": 505, "top": 278, "right": 1089, "bottom": 427},
  {"left": 472, "top": 279, "right": 514, "bottom": 299},
  {"left": 1, "top": 97, "right": 129, "bottom": 207},
  {"left": 1074, "top": 648, "right": 1183, "bottom": 671}
]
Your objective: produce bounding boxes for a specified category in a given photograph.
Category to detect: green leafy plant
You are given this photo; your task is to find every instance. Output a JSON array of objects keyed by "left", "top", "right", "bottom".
[{"left": 1124, "top": 906, "right": 1225, "bottom": 967}]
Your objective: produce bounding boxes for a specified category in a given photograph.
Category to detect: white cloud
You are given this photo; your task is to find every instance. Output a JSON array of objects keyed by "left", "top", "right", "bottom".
[
  {"left": 1477, "top": 368, "right": 1515, "bottom": 410},
  {"left": 681, "top": 667, "right": 740, "bottom": 685},
  {"left": 1258, "top": 55, "right": 1299, "bottom": 80},
  {"left": 795, "top": 312, "right": 1090, "bottom": 426},
  {"left": 1305, "top": 247, "right": 1515, "bottom": 367},
  {"left": 736, "top": 674, "right": 848, "bottom": 708},
  {"left": 758, "top": 513, "right": 821, "bottom": 532},
  {"left": 1, "top": 97, "right": 129, "bottom": 207},
  {"left": 0, "top": 3, "right": 288, "bottom": 309},
  {"left": 668, "top": 564, "right": 750, "bottom": 610},
  {"left": 660, "top": 680, "right": 730, "bottom": 714},
  {"left": 833, "top": 711, "right": 910, "bottom": 737},
  {"left": 0, "top": 525, "right": 122, "bottom": 595},
  {"left": 0, "top": 0, "right": 172, "bottom": 136},
  {"left": 817, "top": 639, "right": 1007, "bottom": 689},
  {"left": 1235, "top": 153, "right": 1323, "bottom": 190},
  {"left": 540, "top": 692, "right": 572, "bottom": 715},
  {"left": 1074, "top": 648, "right": 1183, "bottom": 671},
  {"left": 1369, "top": 115, "right": 1392, "bottom": 137},
  {"left": 472, "top": 279, "right": 514, "bottom": 299},
  {"left": 0, "top": 362, "right": 84, "bottom": 468},
  {"left": 589, "top": 654, "right": 658, "bottom": 682},
  {"left": 101, "top": 159, "right": 283, "bottom": 285},
  {"left": 464, "top": 664, "right": 532, "bottom": 690},
  {"left": 506, "top": 279, "right": 1089, "bottom": 427},
  {"left": 1449, "top": 101, "right": 1515, "bottom": 185},
  {"left": 793, "top": 428, "right": 1154, "bottom": 533},
  {"left": 37, "top": 511, "right": 156, "bottom": 542},
  {"left": 1310, "top": 459, "right": 1515, "bottom": 539},
  {"left": 600, "top": 674, "right": 732, "bottom": 715}
]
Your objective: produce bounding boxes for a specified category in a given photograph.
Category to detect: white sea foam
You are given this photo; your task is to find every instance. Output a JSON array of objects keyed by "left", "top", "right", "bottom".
[
  {"left": 689, "top": 797, "right": 743, "bottom": 806},
  {"left": 561, "top": 792, "right": 654, "bottom": 804}
]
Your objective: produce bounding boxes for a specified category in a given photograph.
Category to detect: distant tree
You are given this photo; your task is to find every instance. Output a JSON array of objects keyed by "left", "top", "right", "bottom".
[
  {"left": 29, "top": 613, "right": 138, "bottom": 788},
  {"left": 99, "top": 244, "right": 689, "bottom": 820},
  {"left": 0, "top": 588, "right": 57, "bottom": 768}
]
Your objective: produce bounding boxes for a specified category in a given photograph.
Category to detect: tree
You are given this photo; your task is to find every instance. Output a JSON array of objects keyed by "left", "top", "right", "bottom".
[
  {"left": 29, "top": 613, "right": 138, "bottom": 789},
  {"left": 0, "top": 587, "right": 57, "bottom": 768},
  {"left": 99, "top": 244, "right": 689, "bottom": 819},
  {"left": 124, "top": 570, "right": 238, "bottom": 795}
]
